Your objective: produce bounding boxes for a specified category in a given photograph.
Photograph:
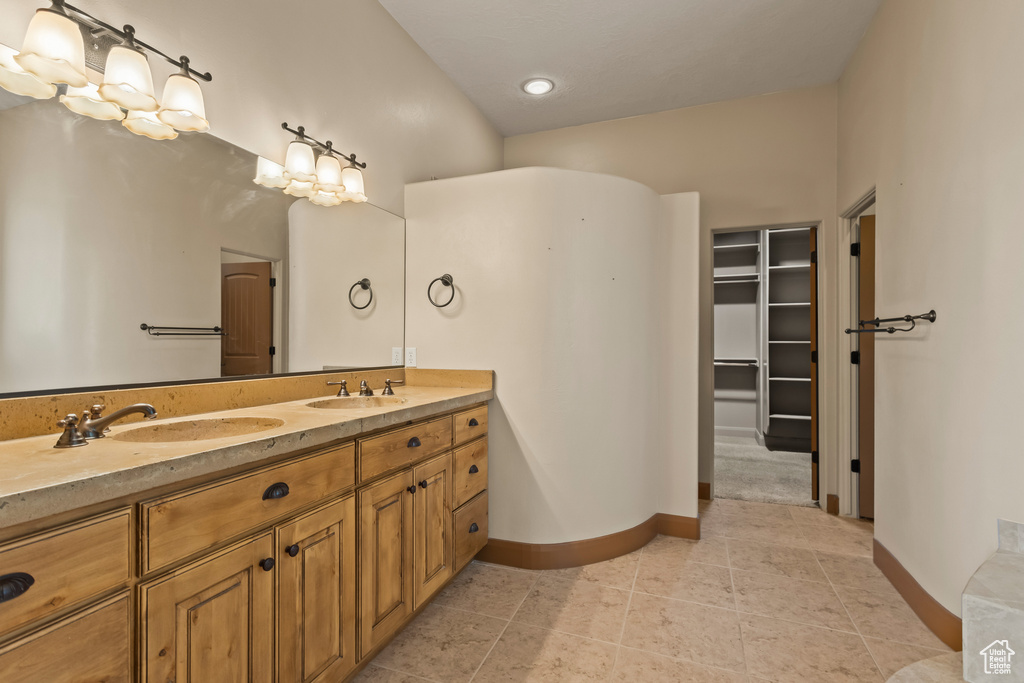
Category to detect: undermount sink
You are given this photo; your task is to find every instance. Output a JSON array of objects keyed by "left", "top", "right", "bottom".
[
  {"left": 112, "top": 417, "right": 285, "bottom": 443},
  {"left": 306, "top": 396, "right": 408, "bottom": 410}
]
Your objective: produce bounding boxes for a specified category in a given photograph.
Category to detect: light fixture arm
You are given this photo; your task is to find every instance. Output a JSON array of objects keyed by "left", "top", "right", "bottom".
[
  {"left": 59, "top": 0, "right": 213, "bottom": 82},
  {"left": 281, "top": 122, "right": 367, "bottom": 169}
]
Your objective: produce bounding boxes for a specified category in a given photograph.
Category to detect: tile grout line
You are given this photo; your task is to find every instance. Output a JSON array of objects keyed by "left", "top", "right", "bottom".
[
  {"left": 466, "top": 570, "right": 541, "bottom": 682},
  {"left": 725, "top": 534, "right": 751, "bottom": 677},
  {"left": 368, "top": 661, "right": 445, "bottom": 683},
  {"left": 608, "top": 538, "right": 645, "bottom": 678}
]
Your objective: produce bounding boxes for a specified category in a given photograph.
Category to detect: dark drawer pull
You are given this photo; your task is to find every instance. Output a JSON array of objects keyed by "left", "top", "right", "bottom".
[
  {"left": 468, "top": 464, "right": 479, "bottom": 474},
  {"left": 468, "top": 418, "right": 479, "bottom": 427},
  {"left": 469, "top": 523, "right": 480, "bottom": 533},
  {"left": 286, "top": 544, "right": 300, "bottom": 557},
  {"left": 0, "top": 573, "right": 34, "bottom": 603},
  {"left": 407, "top": 485, "right": 417, "bottom": 495},
  {"left": 408, "top": 437, "right": 422, "bottom": 448},
  {"left": 262, "top": 482, "right": 290, "bottom": 500},
  {"left": 419, "top": 480, "right": 428, "bottom": 489},
  {"left": 259, "top": 558, "right": 275, "bottom": 572}
]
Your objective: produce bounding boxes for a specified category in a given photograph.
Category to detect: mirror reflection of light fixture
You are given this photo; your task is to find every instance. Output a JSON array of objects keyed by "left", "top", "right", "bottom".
[
  {"left": 123, "top": 109, "right": 177, "bottom": 140},
  {"left": 339, "top": 164, "right": 367, "bottom": 203},
  {"left": 254, "top": 122, "right": 369, "bottom": 208},
  {"left": 98, "top": 28, "right": 158, "bottom": 112},
  {"left": 157, "top": 58, "right": 209, "bottom": 132},
  {"left": 14, "top": 0, "right": 88, "bottom": 88},
  {"left": 60, "top": 81, "right": 124, "bottom": 120},
  {"left": 0, "top": 44, "right": 57, "bottom": 99},
  {"left": 0, "top": 1, "right": 213, "bottom": 141},
  {"left": 253, "top": 157, "right": 289, "bottom": 189}
]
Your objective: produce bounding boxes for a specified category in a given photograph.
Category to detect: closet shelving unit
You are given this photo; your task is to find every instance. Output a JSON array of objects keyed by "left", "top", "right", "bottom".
[
  {"left": 713, "top": 231, "right": 762, "bottom": 441},
  {"left": 763, "top": 227, "right": 814, "bottom": 451}
]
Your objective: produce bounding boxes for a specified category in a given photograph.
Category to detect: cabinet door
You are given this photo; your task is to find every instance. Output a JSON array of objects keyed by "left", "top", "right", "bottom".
[
  {"left": 358, "top": 470, "right": 414, "bottom": 658},
  {"left": 139, "top": 533, "right": 274, "bottom": 683},
  {"left": 413, "top": 453, "right": 453, "bottom": 608},
  {"left": 277, "top": 496, "right": 356, "bottom": 683},
  {"left": 0, "top": 592, "right": 130, "bottom": 683}
]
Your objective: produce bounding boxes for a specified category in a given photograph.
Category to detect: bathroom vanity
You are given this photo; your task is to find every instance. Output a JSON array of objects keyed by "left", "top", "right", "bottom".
[{"left": 0, "top": 370, "right": 491, "bottom": 682}]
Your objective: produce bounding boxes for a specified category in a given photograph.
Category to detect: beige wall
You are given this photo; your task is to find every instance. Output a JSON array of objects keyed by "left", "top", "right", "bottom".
[
  {"left": 0, "top": 0, "right": 503, "bottom": 216},
  {"left": 505, "top": 86, "right": 840, "bottom": 502},
  {"left": 838, "top": 0, "right": 1024, "bottom": 615}
]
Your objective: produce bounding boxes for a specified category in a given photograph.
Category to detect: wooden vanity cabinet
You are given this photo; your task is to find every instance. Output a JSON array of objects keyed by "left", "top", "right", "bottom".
[
  {"left": 413, "top": 453, "right": 454, "bottom": 608},
  {"left": 276, "top": 496, "right": 357, "bottom": 683},
  {"left": 139, "top": 533, "right": 275, "bottom": 683}
]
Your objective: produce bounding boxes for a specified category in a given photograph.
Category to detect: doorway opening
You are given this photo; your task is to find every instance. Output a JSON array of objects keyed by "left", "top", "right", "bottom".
[
  {"left": 711, "top": 224, "right": 820, "bottom": 507},
  {"left": 220, "top": 250, "right": 280, "bottom": 377},
  {"left": 849, "top": 202, "right": 876, "bottom": 519}
]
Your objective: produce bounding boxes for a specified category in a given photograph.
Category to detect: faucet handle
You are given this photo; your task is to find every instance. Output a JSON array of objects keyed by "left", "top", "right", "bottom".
[
  {"left": 327, "top": 379, "right": 350, "bottom": 397},
  {"left": 359, "top": 380, "right": 373, "bottom": 396},
  {"left": 383, "top": 379, "right": 396, "bottom": 396},
  {"left": 55, "top": 414, "right": 88, "bottom": 449},
  {"left": 84, "top": 404, "right": 106, "bottom": 420}
]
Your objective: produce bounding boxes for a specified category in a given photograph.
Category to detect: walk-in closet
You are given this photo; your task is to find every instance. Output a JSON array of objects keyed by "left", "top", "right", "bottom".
[{"left": 713, "top": 226, "right": 818, "bottom": 505}]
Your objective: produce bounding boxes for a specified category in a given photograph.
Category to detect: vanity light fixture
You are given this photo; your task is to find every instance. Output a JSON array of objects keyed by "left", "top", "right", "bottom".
[
  {"left": 523, "top": 78, "right": 554, "bottom": 95},
  {"left": 253, "top": 123, "right": 369, "bottom": 207},
  {"left": 0, "top": 0, "right": 213, "bottom": 139},
  {"left": 0, "top": 44, "right": 57, "bottom": 99}
]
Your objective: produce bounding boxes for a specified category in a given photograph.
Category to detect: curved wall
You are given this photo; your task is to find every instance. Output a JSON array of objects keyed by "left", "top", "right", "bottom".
[{"left": 406, "top": 167, "right": 699, "bottom": 544}]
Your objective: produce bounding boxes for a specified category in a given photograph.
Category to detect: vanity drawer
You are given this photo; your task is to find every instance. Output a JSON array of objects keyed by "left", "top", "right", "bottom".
[
  {"left": 359, "top": 416, "right": 452, "bottom": 482},
  {"left": 453, "top": 439, "right": 488, "bottom": 509},
  {"left": 453, "top": 405, "right": 488, "bottom": 446},
  {"left": 0, "top": 508, "right": 130, "bottom": 636},
  {"left": 0, "top": 592, "right": 130, "bottom": 683},
  {"left": 141, "top": 443, "right": 355, "bottom": 573},
  {"left": 454, "top": 491, "right": 488, "bottom": 570}
]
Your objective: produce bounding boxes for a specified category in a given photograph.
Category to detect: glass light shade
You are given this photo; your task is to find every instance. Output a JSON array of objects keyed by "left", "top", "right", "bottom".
[
  {"left": 122, "top": 109, "right": 177, "bottom": 140},
  {"left": 339, "top": 165, "right": 367, "bottom": 203},
  {"left": 60, "top": 81, "right": 124, "bottom": 120},
  {"left": 98, "top": 44, "right": 158, "bottom": 112},
  {"left": 283, "top": 141, "right": 317, "bottom": 182},
  {"left": 157, "top": 72, "right": 209, "bottom": 132},
  {"left": 314, "top": 155, "right": 345, "bottom": 193},
  {"left": 14, "top": 7, "right": 88, "bottom": 87},
  {"left": 0, "top": 44, "right": 56, "bottom": 99},
  {"left": 283, "top": 179, "right": 316, "bottom": 198},
  {"left": 309, "top": 190, "right": 342, "bottom": 207},
  {"left": 253, "top": 156, "right": 289, "bottom": 188}
]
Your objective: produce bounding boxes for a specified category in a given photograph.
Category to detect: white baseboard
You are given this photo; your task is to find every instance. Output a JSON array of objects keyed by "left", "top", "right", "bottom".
[{"left": 715, "top": 426, "right": 760, "bottom": 440}]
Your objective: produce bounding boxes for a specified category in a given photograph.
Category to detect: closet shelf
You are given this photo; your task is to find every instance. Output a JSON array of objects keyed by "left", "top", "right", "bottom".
[
  {"left": 713, "top": 243, "right": 759, "bottom": 251},
  {"left": 769, "top": 340, "right": 811, "bottom": 344},
  {"left": 769, "top": 377, "right": 811, "bottom": 382},
  {"left": 768, "top": 302, "right": 811, "bottom": 307},
  {"left": 768, "top": 227, "right": 811, "bottom": 235},
  {"left": 769, "top": 413, "right": 812, "bottom": 421},
  {"left": 714, "top": 358, "right": 759, "bottom": 368},
  {"left": 714, "top": 274, "right": 760, "bottom": 284},
  {"left": 768, "top": 264, "right": 811, "bottom": 271}
]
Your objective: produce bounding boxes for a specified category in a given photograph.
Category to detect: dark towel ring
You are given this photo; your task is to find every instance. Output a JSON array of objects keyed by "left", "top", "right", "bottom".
[
  {"left": 427, "top": 274, "right": 455, "bottom": 308},
  {"left": 348, "top": 278, "right": 373, "bottom": 310}
]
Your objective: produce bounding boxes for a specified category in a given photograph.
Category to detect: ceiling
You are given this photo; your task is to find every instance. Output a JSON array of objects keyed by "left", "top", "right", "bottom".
[{"left": 379, "top": 0, "right": 882, "bottom": 136}]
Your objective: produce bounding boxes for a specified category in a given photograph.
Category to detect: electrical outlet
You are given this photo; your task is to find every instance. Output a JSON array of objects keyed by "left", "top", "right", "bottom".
[
  {"left": 391, "top": 347, "right": 402, "bottom": 365},
  {"left": 405, "top": 347, "right": 417, "bottom": 367}
]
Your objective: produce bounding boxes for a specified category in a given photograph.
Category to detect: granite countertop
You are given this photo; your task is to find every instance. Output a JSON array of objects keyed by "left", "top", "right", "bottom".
[{"left": 0, "top": 384, "right": 492, "bottom": 529}]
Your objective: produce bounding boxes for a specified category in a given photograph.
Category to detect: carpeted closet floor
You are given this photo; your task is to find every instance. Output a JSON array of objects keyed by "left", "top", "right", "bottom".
[{"left": 714, "top": 436, "right": 815, "bottom": 506}]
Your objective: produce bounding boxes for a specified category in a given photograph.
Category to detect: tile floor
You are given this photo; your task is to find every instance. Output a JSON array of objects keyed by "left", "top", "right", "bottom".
[{"left": 355, "top": 499, "right": 953, "bottom": 682}]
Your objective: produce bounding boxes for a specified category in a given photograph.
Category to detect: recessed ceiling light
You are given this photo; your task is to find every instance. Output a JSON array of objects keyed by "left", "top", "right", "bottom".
[{"left": 523, "top": 78, "right": 554, "bottom": 95}]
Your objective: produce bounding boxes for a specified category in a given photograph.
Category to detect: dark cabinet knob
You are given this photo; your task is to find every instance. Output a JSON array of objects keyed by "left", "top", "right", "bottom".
[
  {"left": 407, "top": 437, "right": 422, "bottom": 448},
  {"left": 0, "top": 573, "right": 34, "bottom": 603},
  {"left": 468, "top": 418, "right": 479, "bottom": 427},
  {"left": 469, "top": 523, "right": 480, "bottom": 533},
  {"left": 468, "top": 464, "right": 479, "bottom": 474},
  {"left": 259, "top": 558, "right": 275, "bottom": 572},
  {"left": 407, "top": 485, "right": 417, "bottom": 494},
  {"left": 262, "top": 482, "right": 290, "bottom": 500},
  {"left": 286, "top": 544, "right": 300, "bottom": 557},
  {"left": 419, "top": 480, "right": 428, "bottom": 489}
]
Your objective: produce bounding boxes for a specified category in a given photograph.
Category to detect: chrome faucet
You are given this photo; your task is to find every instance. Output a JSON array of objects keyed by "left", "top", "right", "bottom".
[
  {"left": 359, "top": 380, "right": 373, "bottom": 396},
  {"left": 327, "top": 379, "right": 350, "bottom": 397},
  {"left": 81, "top": 403, "right": 157, "bottom": 439}
]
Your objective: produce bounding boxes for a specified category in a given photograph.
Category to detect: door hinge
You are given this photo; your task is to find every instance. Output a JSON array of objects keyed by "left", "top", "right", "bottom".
[
  {"left": 811, "top": 451, "right": 819, "bottom": 464},
  {"left": 810, "top": 250, "right": 817, "bottom": 264},
  {"left": 269, "top": 277, "right": 277, "bottom": 287},
  {"left": 851, "top": 351, "right": 860, "bottom": 364},
  {"left": 811, "top": 350, "right": 817, "bottom": 364},
  {"left": 851, "top": 459, "right": 861, "bottom": 473},
  {"left": 269, "top": 346, "right": 276, "bottom": 356},
  {"left": 851, "top": 242, "right": 860, "bottom": 257}
]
